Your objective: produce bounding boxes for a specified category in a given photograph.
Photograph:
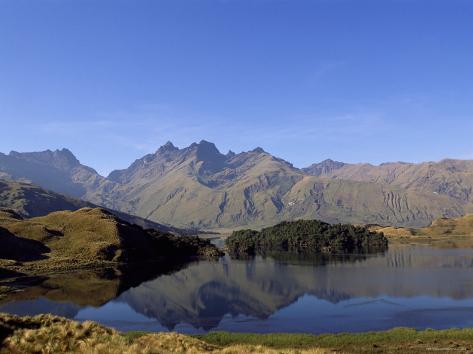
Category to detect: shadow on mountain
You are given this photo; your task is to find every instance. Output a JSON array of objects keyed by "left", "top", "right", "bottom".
[{"left": 0, "top": 227, "right": 50, "bottom": 261}]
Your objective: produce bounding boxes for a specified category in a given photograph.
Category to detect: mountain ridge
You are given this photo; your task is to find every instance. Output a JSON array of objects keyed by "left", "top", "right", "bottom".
[
  {"left": 303, "top": 158, "right": 473, "bottom": 205},
  {"left": 0, "top": 141, "right": 471, "bottom": 229}
]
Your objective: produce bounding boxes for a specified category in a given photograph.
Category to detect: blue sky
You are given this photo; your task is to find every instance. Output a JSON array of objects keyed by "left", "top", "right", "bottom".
[{"left": 0, "top": 0, "right": 472, "bottom": 176}]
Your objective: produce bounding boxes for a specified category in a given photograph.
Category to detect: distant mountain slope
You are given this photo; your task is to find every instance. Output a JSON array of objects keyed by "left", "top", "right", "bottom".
[
  {"left": 96, "top": 141, "right": 465, "bottom": 228},
  {"left": 304, "top": 159, "right": 473, "bottom": 205},
  {"left": 0, "top": 149, "right": 115, "bottom": 203},
  {"left": 0, "top": 143, "right": 471, "bottom": 229},
  {"left": 0, "top": 179, "right": 181, "bottom": 234},
  {"left": 0, "top": 179, "right": 90, "bottom": 217}
]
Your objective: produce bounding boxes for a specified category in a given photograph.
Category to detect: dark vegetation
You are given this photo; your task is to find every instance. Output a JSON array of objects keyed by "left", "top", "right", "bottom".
[
  {"left": 250, "top": 250, "right": 373, "bottom": 266},
  {"left": 146, "top": 230, "right": 224, "bottom": 260},
  {"left": 225, "top": 219, "right": 388, "bottom": 257}
]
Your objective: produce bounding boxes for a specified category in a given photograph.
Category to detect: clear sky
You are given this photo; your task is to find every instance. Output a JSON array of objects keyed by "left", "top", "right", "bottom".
[{"left": 1, "top": 0, "right": 472, "bottom": 176}]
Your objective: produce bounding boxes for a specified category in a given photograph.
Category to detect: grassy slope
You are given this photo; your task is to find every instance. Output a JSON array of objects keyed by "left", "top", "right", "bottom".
[
  {"left": 421, "top": 214, "right": 473, "bottom": 236},
  {"left": 0, "top": 179, "right": 90, "bottom": 218},
  {"left": 0, "top": 207, "right": 222, "bottom": 275},
  {"left": 198, "top": 329, "right": 473, "bottom": 353},
  {"left": 0, "top": 208, "right": 154, "bottom": 264},
  {"left": 374, "top": 214, "right": 473, "bottom": 247},
  {"left": 1, "top": 313, "right": 473, "bottom": 353},
  {"left": 379, "top": 214, "right": 473, "bottom": 237}
]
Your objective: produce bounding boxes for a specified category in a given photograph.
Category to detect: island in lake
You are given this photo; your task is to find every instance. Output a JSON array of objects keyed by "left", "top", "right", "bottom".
[{"left": 225, "top": 219, "right": 388, "bottom": 257}]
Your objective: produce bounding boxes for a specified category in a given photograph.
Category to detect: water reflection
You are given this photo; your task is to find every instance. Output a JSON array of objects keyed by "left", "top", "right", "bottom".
[
  {"left": 0, "top": 262, "right": 190, "bottom": 315},
  {"left": 2, "top": 245, "right": 473, "bottom": 333}
]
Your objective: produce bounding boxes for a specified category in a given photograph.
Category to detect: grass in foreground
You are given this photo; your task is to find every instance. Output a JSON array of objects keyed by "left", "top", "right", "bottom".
[
  {"left": 197, "top": 328, "right": 473, "bottom": 353},
  {"left": 3, "top": 313, "right": 473, "bottom": 353}
]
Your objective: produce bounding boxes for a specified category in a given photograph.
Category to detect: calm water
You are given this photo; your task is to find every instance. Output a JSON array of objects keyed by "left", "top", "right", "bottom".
[{"left": 2, "top": 245, "right": 473, "bottom": 334}]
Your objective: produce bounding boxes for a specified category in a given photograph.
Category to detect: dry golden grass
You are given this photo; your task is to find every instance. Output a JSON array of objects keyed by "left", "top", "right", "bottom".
[
  {"left": 375, "top": 226, "right": 415, "bottom": 237},
  {"left": 377, "top": 214, "right": 473, "bottom": 248},
  {"left": 6, "top": 313, "right": 473, "bottom": 353},
  {"left": 0, "top": 313, "right": 330, "bottom": 354}
]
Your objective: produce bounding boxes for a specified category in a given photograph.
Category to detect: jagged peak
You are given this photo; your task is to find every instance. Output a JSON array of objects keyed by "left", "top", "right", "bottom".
[
  {"left": 55, "top": 148, "right": 80, "bottom": 163},
  {"left": 251, "top": 147, "right": 266, "bottom": 154},
  {"left": 303, "top": 158, "right": 347, "bottom": 176},
  {"left": 320, "top": 158, "right": 338, "bottom": 163},
  {"left": 195, "top": 141, "right": 224, "bottom": 163},
  {"left": 307, "top": 159, "right": 346, "bottom": 167},
  {"left": 198, "top": 140, "right": 218, "bottom": 149},
  {"left": 186, "top": 140, "right": 222, "bottom": 158},
  {"left": 157, "top": 141, "right": 178, "bottom": 153}
]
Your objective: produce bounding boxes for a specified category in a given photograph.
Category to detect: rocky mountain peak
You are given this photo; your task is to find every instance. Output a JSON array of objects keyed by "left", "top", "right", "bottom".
[
  {"left": 9, "top": 148, "right": 81, "bottom": 169},
  {"left": 251, "top": 147, "right": 266, "bottom": 154},
  {"left": 187, "top": 140, "right": 224, "bottom": 162},
  {"left": 157, "top": 141, "right": 178, "bottom": 153},
  {"left": 303, "top": 159, "right": 347, "bottom": 176},
  {"left": 54, "top": 148, "right": 81, "bottom": 166}
]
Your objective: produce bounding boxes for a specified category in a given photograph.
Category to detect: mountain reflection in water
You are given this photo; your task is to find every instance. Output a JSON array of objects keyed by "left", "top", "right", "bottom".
[{"left": 2, "top": 245, "right": 473, "bottom": 334}]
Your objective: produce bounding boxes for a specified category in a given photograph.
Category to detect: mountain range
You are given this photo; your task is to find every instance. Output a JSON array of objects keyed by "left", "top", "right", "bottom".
[{"left": 1, "top": 141, "right": 472, "bottom": 229}]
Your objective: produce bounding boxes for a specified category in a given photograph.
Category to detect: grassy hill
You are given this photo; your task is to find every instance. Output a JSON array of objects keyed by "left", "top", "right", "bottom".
[
  {"left": 371, "top": 214, "right": 473, "bottom": 247},
  {"left": 374, "top": 214, "right": 473, "bottom": 237},
  {"left": 0, "top": 207, "right": 222, "bottom": 274},
  {"left": 423, "top": 214, "right": 473, "bottom": 236}
]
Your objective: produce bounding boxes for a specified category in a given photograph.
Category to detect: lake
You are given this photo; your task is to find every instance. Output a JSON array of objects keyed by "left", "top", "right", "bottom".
[{"left": 2, "top": 245, "right": 473, "bottom": 334}]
